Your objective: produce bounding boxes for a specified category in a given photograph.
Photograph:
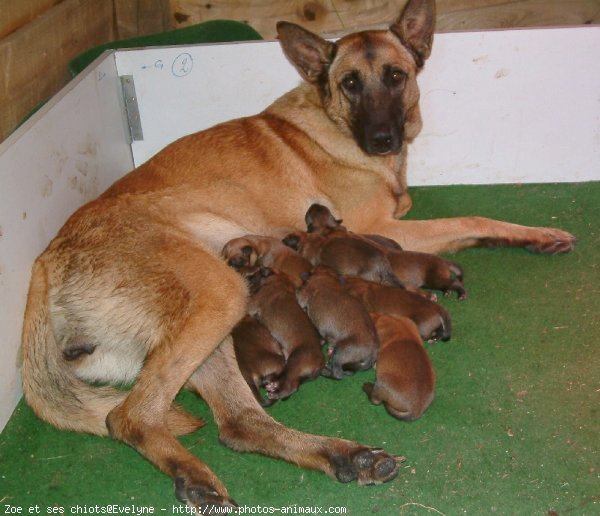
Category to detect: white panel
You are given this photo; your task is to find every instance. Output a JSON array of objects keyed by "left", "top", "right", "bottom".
[
  {"left": 115, "top": 27, "right": 600, "bottom": 184},
  {"left": 0, "top": 52, "right": 134, "bottom": 431},
  {"left": 412, "top": 27, "right": 600, "bottom": 185},
  {"left": 115, "top": 41, "right": 300, "bottom": 165}
]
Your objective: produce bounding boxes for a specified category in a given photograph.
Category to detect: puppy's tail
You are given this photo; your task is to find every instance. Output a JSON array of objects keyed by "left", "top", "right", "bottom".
[
  {"left": 447, "top": 261, "right": 464, "bottom": 282},
  {"left": 433, "top": 306, "right": 453, "bottom": 342},
  {"left": 21, "top": 258, "right": 202, "bottom": 437}
]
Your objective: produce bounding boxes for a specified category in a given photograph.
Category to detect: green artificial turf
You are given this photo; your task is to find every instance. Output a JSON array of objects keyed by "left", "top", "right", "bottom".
[{"left": 1, "top": 182, "right": 598, "bottom": 515}]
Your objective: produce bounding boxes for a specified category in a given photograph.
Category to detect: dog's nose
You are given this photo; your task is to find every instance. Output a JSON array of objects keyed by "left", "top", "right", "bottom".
[{"left": 370, "top": 132, "right": 393, "bottom": 154}]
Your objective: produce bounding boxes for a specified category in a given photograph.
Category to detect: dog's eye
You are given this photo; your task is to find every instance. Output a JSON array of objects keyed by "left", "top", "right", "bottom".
[
  {"left": 341, "top": 73, "right": 361, "bottom": 93},
  {"left": 389, "top": 69, "right": 406, "bottom": 86}
]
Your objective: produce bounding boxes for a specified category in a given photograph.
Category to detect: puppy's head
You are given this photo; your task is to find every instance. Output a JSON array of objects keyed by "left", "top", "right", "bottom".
[
  {"left": 222, "top": 238, "right": 258, "bottom": 270},
  {"left": 305, "top": 204, "right": 343, "bottom": 232}
]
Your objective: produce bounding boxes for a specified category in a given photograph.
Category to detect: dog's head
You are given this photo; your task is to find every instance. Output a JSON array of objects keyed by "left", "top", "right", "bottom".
[{"left": 277, "top": 0, "right": 435, "bottom": 156}]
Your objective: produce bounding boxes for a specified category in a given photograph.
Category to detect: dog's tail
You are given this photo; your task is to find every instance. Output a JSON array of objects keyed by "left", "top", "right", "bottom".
[{"left": 21, "top": 258, "right": 203, "bottom": 437}]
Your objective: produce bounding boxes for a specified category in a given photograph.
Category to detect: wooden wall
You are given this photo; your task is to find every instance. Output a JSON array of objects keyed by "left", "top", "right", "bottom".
[
  {"left": 170, "top": 0, "right": 600, "bottom": 39},
  {"left": 1, "top": 0, "right": 598, "bottom": 143}
]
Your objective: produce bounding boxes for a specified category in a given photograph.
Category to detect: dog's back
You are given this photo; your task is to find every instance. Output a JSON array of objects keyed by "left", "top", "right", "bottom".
[{"left": 364, "top": 314, "right": 435, "bottom": 420}]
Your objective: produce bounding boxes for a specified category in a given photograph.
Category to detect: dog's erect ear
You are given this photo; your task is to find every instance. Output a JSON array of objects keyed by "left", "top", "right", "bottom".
[
  {"left": 276, "top": 21, "right": 337, "bottom": 83},
  {"left": 390, "top": 0, "right": 436, "bottom": 68}
]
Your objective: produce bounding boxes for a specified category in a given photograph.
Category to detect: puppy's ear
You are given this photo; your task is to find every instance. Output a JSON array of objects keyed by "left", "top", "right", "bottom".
[
  {"left": 277, "top": 21, "right": 337, "bottom": 83},
  {"left": 299, "top": 271, "right": 312, "bottom": 283},
  {"left": 282, "top": 233, "right": 301, "bottom": 250},
  {"left": 390, "top": 0, "right": 436, "bottom": 68}
]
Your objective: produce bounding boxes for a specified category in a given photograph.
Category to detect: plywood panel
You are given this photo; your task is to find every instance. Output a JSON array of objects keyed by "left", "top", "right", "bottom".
[
  {"left": 0, "top": 0, "right": 59, "bottom": 39},
  {"left": 0, "top": 52, "right": 134, "bottom": 432},
  {"left": 170, "top": 0, "right": 600, "bottom": 39},
  {"left": 0, "top": 0, "right": 115, "bottom": 142},
  {"left": 114, "top": 0, "right": 171, "bottom": 39},
  {"left": 113, "top": 27, "right": 600, "bottom": 185}
]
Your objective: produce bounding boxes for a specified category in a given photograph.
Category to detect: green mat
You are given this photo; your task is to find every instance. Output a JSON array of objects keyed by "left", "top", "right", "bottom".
[{"left": 1, "top": 182, "right": 598, "bottom": 514}]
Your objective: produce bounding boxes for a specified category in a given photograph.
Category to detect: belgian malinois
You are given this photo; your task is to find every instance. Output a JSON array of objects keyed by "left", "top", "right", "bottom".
[{"left": 21, "top": 0, "right": 575, "bottom": 510}]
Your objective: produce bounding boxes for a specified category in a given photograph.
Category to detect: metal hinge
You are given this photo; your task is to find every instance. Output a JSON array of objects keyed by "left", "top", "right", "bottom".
[{"left": 119, "top": 75, "right": 144, "bottom": 142}]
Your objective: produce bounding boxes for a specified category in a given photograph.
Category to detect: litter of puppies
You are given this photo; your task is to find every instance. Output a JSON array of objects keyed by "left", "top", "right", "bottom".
[{"left": 224, "top": 204, "right": 466, "bottom": 418}]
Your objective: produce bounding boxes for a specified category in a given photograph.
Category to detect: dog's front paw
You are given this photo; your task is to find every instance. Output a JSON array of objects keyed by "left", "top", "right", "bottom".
[
  {"left": 525, "top": 227, "right": 576, "bottom": 254},
  {"left": 332, "top": 448, "right": 402, "bottom": 485},
  {"left": 175, "top": 477, "right": 237, "bottom": 513}
]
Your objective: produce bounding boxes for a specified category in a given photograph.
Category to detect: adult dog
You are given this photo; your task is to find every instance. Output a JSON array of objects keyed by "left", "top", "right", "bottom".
[{"left": 21, "top": 0, "right": 575, "bottom": 510}]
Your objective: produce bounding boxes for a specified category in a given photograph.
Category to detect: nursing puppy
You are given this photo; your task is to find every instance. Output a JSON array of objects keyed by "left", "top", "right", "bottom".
[
  {"left": 232, "top": 316, "right": 286, "bottom": 407},
  {"left": 223, "top": 235, "right": 313, "bottom": 287},
  {"left": 364, "top": 314, "right": 435, "bottom": 421},
  {"left": 296, "top": 266, "right": 379, "bottom": 379},
  {"left": 343, "top": 277, "right": 452, "bottom": 342},
  {"left": 282, "top": 231, "right": 404, "bottom": 288},
  {"left": 305, "top": 204, "right": 465, "bottom": 298},
  {"left": 247, "top": 268, "right": 325, "bottom": 400}
]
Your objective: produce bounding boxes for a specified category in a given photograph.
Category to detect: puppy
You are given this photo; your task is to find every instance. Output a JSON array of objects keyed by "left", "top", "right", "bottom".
[
  {"left": 343, "top": 277, "right": 452, "bottom": 342},
  {"left": 282, "top": 231, "right": 404, "bottom": 288},
  {"left": 223, "top": 235, "right": 313, "bottom": 288},
  {"left": 247, "top": 268, "right": 325, "bottom": 400},
  {"left": 304, "top": 204, "right": 465, "bottom": 298},
  {"left": 296, "top": 266, "right": 379, "bottom": 379},
  {"left": 364, "top": 313, "right": 435, "bottom": 421},
  {"left": 232, "top": 316, "right": 286, "bottom": 407}
]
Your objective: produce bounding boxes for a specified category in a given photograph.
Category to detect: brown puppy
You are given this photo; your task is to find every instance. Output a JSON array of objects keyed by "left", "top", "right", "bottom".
[
  {"left": 343, "top": 277, "right": 452, "bottom": 342},
  {"left": 364, "top": 314, "right": 435, "bottom": 421},
  {"left": 247, "top": 268, "right": 325, "bottom": 400},
  {"left": 385, "top": 250, "right": 467, "bottom": 299},
  {"left": 232, "top": 316, "right": 285, "bottom": 407},
  {"left": 305, "top": 204, "right": 465, "bottom": 299},
  {"left": 296, "top": 266, "right": 379, "bottom": 379},
  {"left": 283, "top": 230, "right": 404, "bottom": 288},
  {"left": 223, "top": 235, "right": 313, "bottom": 288},
  {"left": 21, "top": 0, "right": 574, "bottom": 508}
]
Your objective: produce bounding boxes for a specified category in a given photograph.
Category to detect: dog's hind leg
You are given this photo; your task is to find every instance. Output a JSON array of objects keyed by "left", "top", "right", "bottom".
[
  {"left": 104, "top": 250, "right": 248, "bottom": 511},
  {"left": 188, "top": 340, "right": 401, "bottom": 486}
]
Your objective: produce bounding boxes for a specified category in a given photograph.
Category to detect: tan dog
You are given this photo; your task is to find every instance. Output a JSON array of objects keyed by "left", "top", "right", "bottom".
[
  {"left": 231, "top": 316, "right": 286, "bottom": 407},
  {"left": 21, "top": 0, "right": 575, "bottom": 509},
  {"left": 364, "top": 314, "right": 435, "bottom": 421},
  {"left": 246, "top": 268, "right": 325, "bottom": 400},
  {"left": 296, "top": 266, "right": 379, "bottom": 379},
  {"left": 343, "top": 277, "right": 452, "bottom": 342},
  {"left": 223, "top": 234, "right": 313, "bottom": 287}
]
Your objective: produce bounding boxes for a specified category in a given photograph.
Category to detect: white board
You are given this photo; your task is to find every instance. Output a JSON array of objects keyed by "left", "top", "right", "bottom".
[
  {"left": 0, "top": 53, "right": 134, "bottom": 432},
  {"left": 115, "top": 26, "right": 600, "bottom": 185}
]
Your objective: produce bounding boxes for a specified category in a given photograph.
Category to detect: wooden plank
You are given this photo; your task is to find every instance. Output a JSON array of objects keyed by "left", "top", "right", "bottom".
[
  {"left": 0, "top": 0, "right": 115, "bottom": 142},
  {"left": 113, "top": 0, "right": 172, "bottom": 39},
  {"left": 0, "top": 0, "right": 59, "bottom": 39},
  {"left": 169, "top": 0, "right": 600, "bottom": 39}
]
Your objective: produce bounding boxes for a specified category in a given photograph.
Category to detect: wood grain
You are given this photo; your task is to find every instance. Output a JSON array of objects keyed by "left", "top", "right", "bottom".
[{"left": 0, "top": 0, "right": 115, "bottom": 141}]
